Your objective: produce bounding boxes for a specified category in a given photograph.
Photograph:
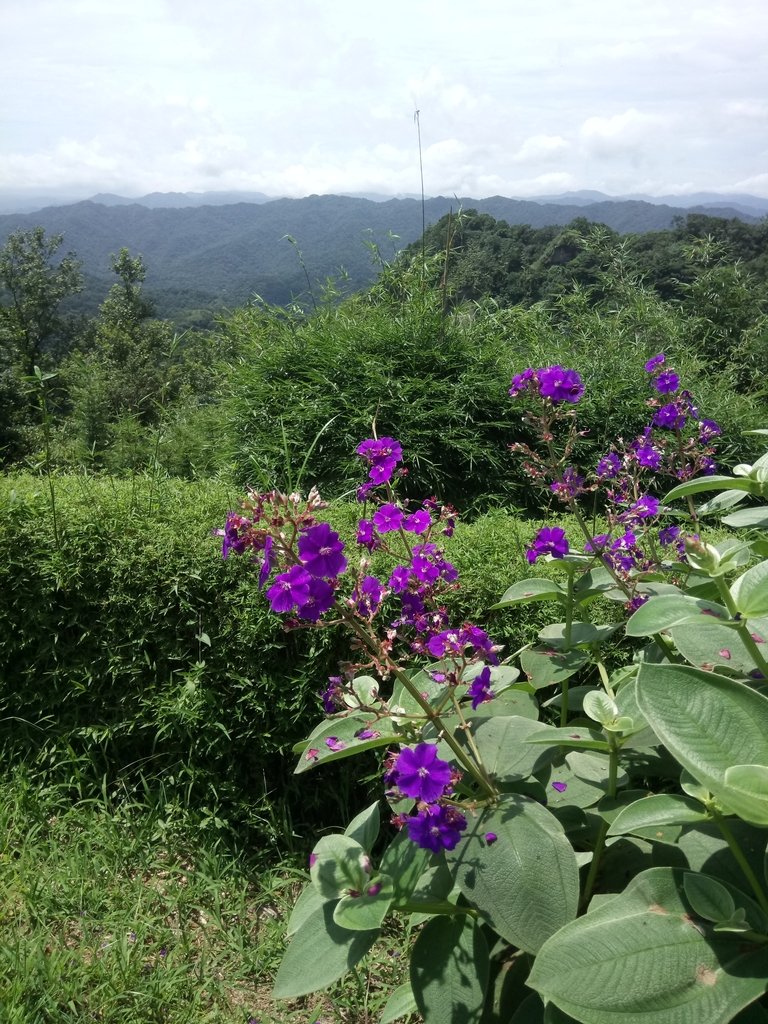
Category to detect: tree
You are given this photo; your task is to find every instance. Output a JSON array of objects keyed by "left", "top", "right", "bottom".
[{"left": 0, "top": 227, "right": 83, "bottom": 377}]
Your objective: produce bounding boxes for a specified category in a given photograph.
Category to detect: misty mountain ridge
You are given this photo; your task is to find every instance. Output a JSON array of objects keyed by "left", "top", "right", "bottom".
[
  {"left": 1, "top": 187, "right": 767, "bottom": 216},
  {"left": 0, "top": 191, "right": 764, "bottom": 321}
]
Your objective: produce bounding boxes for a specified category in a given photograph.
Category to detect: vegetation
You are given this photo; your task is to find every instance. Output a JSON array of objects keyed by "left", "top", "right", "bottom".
[{"left": 1, "top": 202, "right": 768, "bottom": 1020}]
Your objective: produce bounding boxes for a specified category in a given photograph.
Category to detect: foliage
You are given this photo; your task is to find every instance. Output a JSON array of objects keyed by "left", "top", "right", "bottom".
[
  {"left": 224, "top": 358, "right": 768, "bottom": 1022},
  {"left": 221, "top": 262, "right": 763, "bottom": 514},
  {"left": 0, "top": 473, "right": 555, "bottom": 845},
  {"left": 0, "top": 226, "right": 83, "bottom": 377}
]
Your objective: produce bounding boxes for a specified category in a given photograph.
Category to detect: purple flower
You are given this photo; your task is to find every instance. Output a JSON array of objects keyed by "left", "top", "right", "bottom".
[
  {"left": 550, "top": 466, "right": 585, "bottom": 500},
  {"left": 404, "top": 804, "right": 467, "bottom": 853},
  {"left": 659, "top": 525, "right": 681, "bottom": 546},
  {"left": 356, "top": 519, "right": 377, "bottom": 549},
  {"left": 326, "top": 737, "right": 345, "bottom": 752},
  {"left": 298, "top": 522, "right": 347, "bottom": 579},
  {"left": 626, "top": 495, "right": 659, "bottom": 520},
  {"left": 356, "top": 437, "right": 403, "bottom": 484},
  {"left": 373, "top": 503, "right": 403, "bottom": 534},
  {"left": 654, "top": 403, "right": 686, "bottom": 430},
  {"left": 404, "top": 509, "right": 431, "bottom": 535},
  {"left": 551, "top": 781, "right": 568, "bottom": 793},
  {"left": 644, "top": 353, "right": 666, "bottom": 373},
  {"left": 392, "top": 743, "right": 452, "bottom": 802},
  {"left": 266, "top": 565, "right": 312, "bottom": 614},
  {"left": 257, "top": 535, "right": 274, "bottom": 589},
  {"left": 596, "top": 452, "right": 621, "bottom": 480},
  {"left": 526, "top": 526, "right": 569, "bottom": 564},
  {"left": 538, "top": 365, "right": 584, "bottom": 404},
  {"left": 321, "top": 678, "right": 343, "bottom": 713},
  {"left": 699, "top": 419, "right": 721, "bottom": 442},
  {"left": 411, "top": 544, "right": 458, "bottom": 584},
  {"left": 467, "top": 666, "right": 494, "bottom": 710},
  {"left": 654, "top": 371, "right": 679, "bottom": 394},
  {"left": 484, "top": 832, "right": 498, "bottom": 845},
  {"left": 221, "top": 513, "right": 248, "bottom": 559},
  {"left": 508, "top": 368, "right": 535, "bottom": 398},
  {"left": 585, "top": 533, "right": 610, "bottom": 553},
  {"left": 297, "top": 578, "right": 336, "bottom": 621},
  {"left": 354, "top": 575, "right": 386, "bottom": 616},
  {"left": 388, "top": 565, "right": 412, "bottom": 592},
  {"left": 635, "top": 444, "right": 662, "bottom": 470},
  {"left": 426, "top": 629, "right": 462, "bottom": 658}
]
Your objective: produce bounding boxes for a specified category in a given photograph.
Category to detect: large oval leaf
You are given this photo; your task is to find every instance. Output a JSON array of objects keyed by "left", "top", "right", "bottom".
[
  {"left": 528, "top": 867, "right": 768, "bottom": 1024},
  {"left": 625, "top": 595, "right": 730, "bottom": 636},
  {"left": 493, "top": 577, "right": 566, "bottom": 608},
  {"left": 607, "top": 794, "right": 710, "bottom": 837},
  {"left": 731, "top": 560, "right": 768, "bottom": 619},
  {"left": 410, "top": 915, "right": 489, "bottom": 1023},
  {"left": 272, "top": 899, "right": 379, "bottom": 999},
  {"left": 446, "top": 794, "right": 579, "bottom": 953},
  {"left": 635, "top": 663, "right": 768, "bottom": 824}
]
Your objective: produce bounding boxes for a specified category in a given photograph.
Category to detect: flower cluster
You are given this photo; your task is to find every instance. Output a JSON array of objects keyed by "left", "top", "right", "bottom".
[
  {"left": 510, "top": 354, "right": 721, "bottom": 598},
  {"left": 509, "top": 365, "right": 584, "bottom": 404},
  {"left": 386, "top": 743, "right": 467, "bottom": 852},
  {"left": 221, "top": 435, "right": 503, "bottom": 855}
]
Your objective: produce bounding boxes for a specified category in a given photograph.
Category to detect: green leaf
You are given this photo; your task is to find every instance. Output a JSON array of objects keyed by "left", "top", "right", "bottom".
[
  {"left": 635, "top": 663, "right": 768, "bottom": 825},
  {"left": 459, "top": 715, "right": 558, "bottom": 782},
  {"left": 520, "top": 647, "right": 589, "bottom": 689},
  {"left": 525, "top": 724, "right": 610, "bottom": 752},
  {"left": 722, "top": 764, "right": 768, "bottom": 826},
  {"left": 539, "top": 622, "right": 621, "bottom": 647},
  {"left": 625, "top": 595, "right": 730, "bottom": 636},
  {"left": 473, "top": 685, "right": 539, "bottom": 720},
  {"left": 543, "top": 751, "right": 628, "bottom": 811},
  {"left": 607, "top": 794, "right": 710, "bottom": 837},
  {"left": 380, "top": 831, "right": 433, "bottom": 904},
  {"left": 381, "top": 981, "right": 419, "bottom": 1023},
  {"left": 294, "top": 713, "right": 396, "bottom": 773},
  {"left": 528, "top": 867, "right": 768, "bottom": 1024},
  {"left": 492, "top": 577, "right": 566, "bottom": 608},
  {"left": 310, "top": 834, "right": 370, "bottom": 900},
  {"left": 677, "top": 821, "right": 768, "bottom": 893},
  {"left": 731, "top": 559, "right": 768, "bottom": 618},
  {"left": 446, "top": 794, "right": 579, "bottom": 953},
  {"left": 333, "top": 873, "right": 394, "bottom": 931},
  {"left": 669, "top": 619, "right": 759, "bottom": 676},
  {"left": 723, "top": 506, "right": 768, "bottom": 528},
  {"left": 344, "top": 801, "right": 380, "bottom": 850},
  {"left": 342, "top": 673, "right": 379, "bottom": 708},
  {"left": 410, "top": 916, "right": 489, "bottom": 1024},
  {"left": 665, "top": 475, "right": 767, "bottom": 502},
  {"left": 582, "top": 690, "right": 619, "bottom": 725},
  {"left": 286, "top": 883, "right": 325, "bottom": 937},
  {"left": 273, "top": 899, "right": 379, "bottom": 999},
  {"left": 682, "top": 872, "right": 736, "bottom": 922}
]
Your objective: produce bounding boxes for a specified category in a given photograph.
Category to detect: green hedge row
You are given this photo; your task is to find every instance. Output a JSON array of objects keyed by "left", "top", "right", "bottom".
[{"left": 0, "top": 474, "right": 561, "bottom": 848}]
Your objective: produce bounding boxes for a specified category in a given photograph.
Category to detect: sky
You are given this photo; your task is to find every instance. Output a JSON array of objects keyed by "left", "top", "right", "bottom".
[{"left": 2, "top": 0, "right": 767, "bottom": 202}]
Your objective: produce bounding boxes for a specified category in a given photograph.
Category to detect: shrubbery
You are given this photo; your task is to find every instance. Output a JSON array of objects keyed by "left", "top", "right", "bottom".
[{"left": 0, "top": 473, "right": 566, "bottom": 845}]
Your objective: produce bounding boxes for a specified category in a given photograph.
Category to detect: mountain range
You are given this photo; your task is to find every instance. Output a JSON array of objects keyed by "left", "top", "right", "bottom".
[{"left": 0, "top": 191, "right": 764, "bottom": 320}]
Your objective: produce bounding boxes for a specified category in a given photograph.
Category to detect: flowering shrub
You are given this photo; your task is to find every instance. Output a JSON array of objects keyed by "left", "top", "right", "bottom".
[{"left": 221, "top": 356, "right": 768, "bottom": 1023}]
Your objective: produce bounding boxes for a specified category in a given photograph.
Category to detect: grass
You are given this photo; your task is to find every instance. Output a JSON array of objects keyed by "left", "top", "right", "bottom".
[{"left": 0, "top": 766, "right": 414, "bottom": 1023}]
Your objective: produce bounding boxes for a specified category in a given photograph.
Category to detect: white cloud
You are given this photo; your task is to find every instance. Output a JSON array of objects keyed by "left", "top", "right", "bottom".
[
  {"left": 579, "top": 109, "right": 668, "bottom": 160},
  {"left": 512, "top": 135, "right": 569, "bottom": 164}
]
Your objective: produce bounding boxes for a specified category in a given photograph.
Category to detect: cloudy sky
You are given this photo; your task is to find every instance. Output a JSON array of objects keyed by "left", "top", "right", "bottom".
[{"left": 2, "top": 0, "right": 767, "bottom": 201}]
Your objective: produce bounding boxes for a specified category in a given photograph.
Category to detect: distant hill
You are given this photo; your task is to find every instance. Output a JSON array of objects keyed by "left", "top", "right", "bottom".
[{"left": 0, "top": 193, "right": 761, "bottom": 319}]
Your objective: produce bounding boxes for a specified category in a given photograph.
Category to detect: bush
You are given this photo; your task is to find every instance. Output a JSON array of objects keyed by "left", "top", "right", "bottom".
[{"left": 0, "top": 473, "right": 557, "bottom": 846}]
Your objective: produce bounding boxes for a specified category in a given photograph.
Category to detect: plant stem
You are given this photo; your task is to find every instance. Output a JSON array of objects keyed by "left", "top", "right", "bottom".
[
  {"left": 712, "top": 811, "right": 768, "bottom": 916},
  {"left": 713, "top": 574, "right": 768, "bottom": 680},
  {"left": 343, "top": 613, "right": 497, "bottom": 800},
  {"left": 580, "top": 732, "right": 619, "bottom": 912}
]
